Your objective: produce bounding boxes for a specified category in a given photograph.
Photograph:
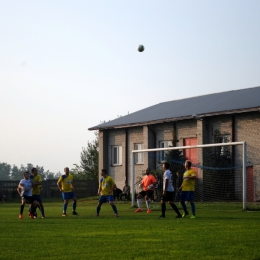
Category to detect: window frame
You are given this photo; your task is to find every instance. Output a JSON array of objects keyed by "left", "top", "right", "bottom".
[
  {"left": 134, "top": 143, "right": 144, "bottom": 164},
  {"left": 112, "top": 145, "right": 122, "bottom": 166},
  {"left": 159, "top": 140, "right": 172, "bottom": 162}
]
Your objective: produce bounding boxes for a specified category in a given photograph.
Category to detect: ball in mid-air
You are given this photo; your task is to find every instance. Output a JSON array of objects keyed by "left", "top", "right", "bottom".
[{"left": 137, "top": 45, "right": 145, "bottom": 52}]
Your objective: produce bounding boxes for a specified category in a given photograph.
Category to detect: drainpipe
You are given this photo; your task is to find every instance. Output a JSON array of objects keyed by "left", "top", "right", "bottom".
[
  {"left": 232, "top": 115, "right": 235, "bottom": 167},
  {"left": 147, "top": 125, "right": 156, "bottom": 170},
  {"left": 125, "top": 128, "right": 128, "bottom": 182}
]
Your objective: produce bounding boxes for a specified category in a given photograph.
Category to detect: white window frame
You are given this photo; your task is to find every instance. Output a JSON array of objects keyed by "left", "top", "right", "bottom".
[
  {"left": 159, "top": 141, "right": 172, "bottom": 162},
  {"left": 219, "top": 135, "right": 231, "bottom": 156},
  {"left": 134, "top": 143, "right": 144, "bottom": 164},
  {"left": 112, "top": 146, "right": 122, "bottom": 166}
]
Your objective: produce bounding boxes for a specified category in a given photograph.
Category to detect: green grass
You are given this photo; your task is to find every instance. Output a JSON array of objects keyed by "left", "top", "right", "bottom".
[{"left": 0, "top": 200, "right": 260, "bottom": 260}]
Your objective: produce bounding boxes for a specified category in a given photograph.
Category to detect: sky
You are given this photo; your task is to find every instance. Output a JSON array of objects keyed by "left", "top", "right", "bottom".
[{"left": 1, "top": 0, "right": 260, "bottom": 174}]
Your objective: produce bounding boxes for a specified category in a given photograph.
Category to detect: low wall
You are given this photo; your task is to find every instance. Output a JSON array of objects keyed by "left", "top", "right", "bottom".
[{"left": 0, "top": 180, "right": 98, "bottom": 201}]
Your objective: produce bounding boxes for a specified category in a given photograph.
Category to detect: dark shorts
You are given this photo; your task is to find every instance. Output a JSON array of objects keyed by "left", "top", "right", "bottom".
[
  {"left": 139, "top": 190, "right": 154, "bottom": 199},
  {"left": 99, "top": 195, "right": 114, "bottom": 203},
  {"left": 161, "top": 191, "right": 175, "bottom": 202},
  {"left": 22, "top": 195, "right": 35, "bottom": 204},
  {"left": 62, "top": 192, "right": 76, "bottom": 200},
  {"left": 32, "top": 195, "right": 42, "bottom": 203},
  {"left": 180, "top": 191, "right": 195, "bottom": 202}
]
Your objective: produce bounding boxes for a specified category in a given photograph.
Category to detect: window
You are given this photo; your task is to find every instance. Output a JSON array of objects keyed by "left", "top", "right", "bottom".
[
  {"left": 159, "top": 141, "right": 172, "bottom": 162},
  {"left": 219, "top": 135, "right": 230, "bottom": 156},
  {"left": 213, "top": 132, "right": 231, "bottom": 158},
  {"left": 112, "top": 146, "right": 122, "bottom": 165},
  {"left": 134, "top": 143, "right": 144, "bottom": 164}
]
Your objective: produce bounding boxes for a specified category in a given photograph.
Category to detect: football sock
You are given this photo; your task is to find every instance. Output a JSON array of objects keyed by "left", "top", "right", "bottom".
[
  {"left": 190, "top": 202, "right": 195, "bottom": 216},
  {"left": 171, "top": 203, "right": 181, "bottom": 215},
  {"left": 146, "top": 200, "right": 150, "bottom": 209},
  {"left": 111, "top": 204, "right": 118, "bottom": 214},
  {"left": 161, "top": 203, "right": 166, "bottom": 216},
  {"left": 72, "top": 202, "right": 77, "bottom": 211},
  {"left": 30, "top": 205, "right": 36, "bottom": 213},
  {"left": 96, "top": 206, "right": 101, "bottom": 215},
  {"left": 63, "top": 203, "right": 68, "bottom": 213},
  {"left": 20, "top": 204, "right": 24, "bottom": 214},
  {"left": 40, "top": 205, "right": 45, "bottom": 216},
  {"left": 137, "top": 199, "right": 142, "bottom": 208},
  {"left": 181, "top": 201, "right": 188, "bottom": 214}
]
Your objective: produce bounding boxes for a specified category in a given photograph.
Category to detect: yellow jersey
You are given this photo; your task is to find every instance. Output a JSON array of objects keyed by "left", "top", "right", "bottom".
[
  {"left": 99, "top": 176, "right": 115, "bottom": 196},
  {"left": 57, "top": 174, "right": 74, "bottom": 193},
  {"left": 30, "top": 174, "right": 42, "bottom": 195},
  {"left": 182, "top": 169, "right": 196, "bottom": 191}
]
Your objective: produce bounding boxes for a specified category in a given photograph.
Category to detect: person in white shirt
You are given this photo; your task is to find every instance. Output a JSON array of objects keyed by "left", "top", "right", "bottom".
[
  {"left": 159, "top": 162, "right": 182, "bottom": 218},
  {"left": 17, "top": 171, "right": 39, "bottom": 219}
]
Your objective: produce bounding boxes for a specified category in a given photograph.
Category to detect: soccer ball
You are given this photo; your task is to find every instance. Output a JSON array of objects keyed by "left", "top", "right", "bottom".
[
  {"left": 147, "top": 184, "right": 153, "bottom": 190},
  {"left": 137, "top": 45, "right": 145, "bottom": 52}
]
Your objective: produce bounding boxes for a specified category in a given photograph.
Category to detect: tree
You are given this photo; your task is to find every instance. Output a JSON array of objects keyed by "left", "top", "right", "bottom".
[
  {"left": 72, "top": 131, "right": 99, "bottom": 180},
  {"left": 8, "top": 163, "right": 58, "bottom": 180},
  {"left": 164, "top": 129, "right": 186, "bottom": 187},
  {"left": 10, "top": 165, "right": 24, "bottom": 180},
  {"left": 0, "top": 163, "right": 11, "bottom": 180}
]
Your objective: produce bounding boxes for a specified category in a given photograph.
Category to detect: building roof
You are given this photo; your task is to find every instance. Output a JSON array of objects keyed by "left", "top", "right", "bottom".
[{"left": 89, "top": 86, "right": 260, "bottom": 130}]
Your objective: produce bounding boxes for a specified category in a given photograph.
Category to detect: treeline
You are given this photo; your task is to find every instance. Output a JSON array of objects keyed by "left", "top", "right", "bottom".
[
  {"left": 0, "top": 162, "right": 59, "bottom": 181},
  {"left": 0, "top": 132, "right": 99, "bottom": 181}
]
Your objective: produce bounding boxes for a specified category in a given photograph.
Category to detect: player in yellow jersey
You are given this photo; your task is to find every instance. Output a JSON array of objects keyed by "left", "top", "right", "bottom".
[
  {"left": 30, "top": 168, "right": 45, "bottom": 218},
  {"left": 179, "top": 160, "right": 197, "bottom": 218},
  {"left": 57, "top": 167, "right": 78, "bottom": 217},
  {"left": 96, "top": 169, "right": 119, "bottom": 217}
]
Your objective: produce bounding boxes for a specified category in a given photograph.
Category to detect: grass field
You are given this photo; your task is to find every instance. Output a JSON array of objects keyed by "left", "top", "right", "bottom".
[{"left": 0, "top": 199, "right": 260, "bottom": 260}]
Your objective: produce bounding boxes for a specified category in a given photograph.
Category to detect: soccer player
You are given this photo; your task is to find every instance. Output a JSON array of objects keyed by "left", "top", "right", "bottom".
[
  {"left": 135, "top": 168, "right": 157, "bottom": 213},
  {"left": 30, "top": 168, "right": 45, "bottom": 218},
  {"left": 96, "top": 169, "right": 119, "bottom": 217},
  {"left": 17, "top": 171, "right": 39, "bottom": 219},
  {"left": 57, "top": 167, "right": 78, "bottom": 217},
  {"left": 179, "top": 160, "right": 197, "bottom": 218},
  {"left": 159, "top": 162, "right": 182, "bottom": 218},
  {"left": 17, "top": 185, "right": 26, "bottom": 218}
]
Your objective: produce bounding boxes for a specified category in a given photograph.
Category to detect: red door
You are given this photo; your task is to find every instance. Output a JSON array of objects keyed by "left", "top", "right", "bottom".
[
  {"left": 246, "top": 166, "right": 254, "bottom": 202},
  {"left": 183, "top": 138, "right": 198, "bottom": 176}
]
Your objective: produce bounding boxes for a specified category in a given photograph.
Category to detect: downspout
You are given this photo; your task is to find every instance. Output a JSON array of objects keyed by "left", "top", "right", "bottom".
[
  {"left": 147, "top": 125, "right": 156, "bottom": 170},
  {"left": 232, "top": 115, "right": 235, "bottom": 167},
  {"left": 125, "top": 128, "right": 128, "bottom": 183}
]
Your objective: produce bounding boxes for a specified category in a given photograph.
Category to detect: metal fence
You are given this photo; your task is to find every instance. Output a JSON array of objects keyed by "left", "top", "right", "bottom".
[{"left": 0, "top": 180, "right": 98, "bottom": 201}]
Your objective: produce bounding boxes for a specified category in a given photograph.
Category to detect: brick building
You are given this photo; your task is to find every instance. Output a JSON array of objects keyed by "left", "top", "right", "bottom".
[{"left": 89, "top": 86, "right": 260, "bottom": 201}]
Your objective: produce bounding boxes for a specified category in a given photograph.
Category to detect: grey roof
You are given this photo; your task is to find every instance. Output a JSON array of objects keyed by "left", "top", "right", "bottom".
[{"left": 89, "top": 86, "right": 260, "bottom": 130}]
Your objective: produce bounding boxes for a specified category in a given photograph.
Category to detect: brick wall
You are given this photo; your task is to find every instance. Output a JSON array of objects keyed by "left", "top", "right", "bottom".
[{"left": 98, "top": 112, "right": 260, "bottom": 201}]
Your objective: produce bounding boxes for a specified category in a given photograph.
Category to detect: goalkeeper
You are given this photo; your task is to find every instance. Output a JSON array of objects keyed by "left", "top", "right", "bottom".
[{"left": 135, "top": 168, "right": 157, "bottom": 213}]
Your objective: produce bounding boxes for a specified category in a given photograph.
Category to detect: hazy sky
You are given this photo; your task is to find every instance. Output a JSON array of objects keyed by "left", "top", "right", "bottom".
[{"left": 1, "top": 1, "right": 260, "bottom": 173}]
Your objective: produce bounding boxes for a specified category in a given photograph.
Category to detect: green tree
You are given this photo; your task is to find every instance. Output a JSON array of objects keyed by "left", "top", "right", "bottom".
[
  {"left": 0, "top": 163, "right": 11, "bottom": 180},
  {"left": 164, "top": 129, "right": 186, "bottom": 187},
  {"left": 10, "top": 165, "right": 24, "bottom": 180},
  {"left": 8, "top": 163, "right": 58, "bottom": 180},
  {"left": 72, "top": 131, "right": 99, "bottom": 180}
]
